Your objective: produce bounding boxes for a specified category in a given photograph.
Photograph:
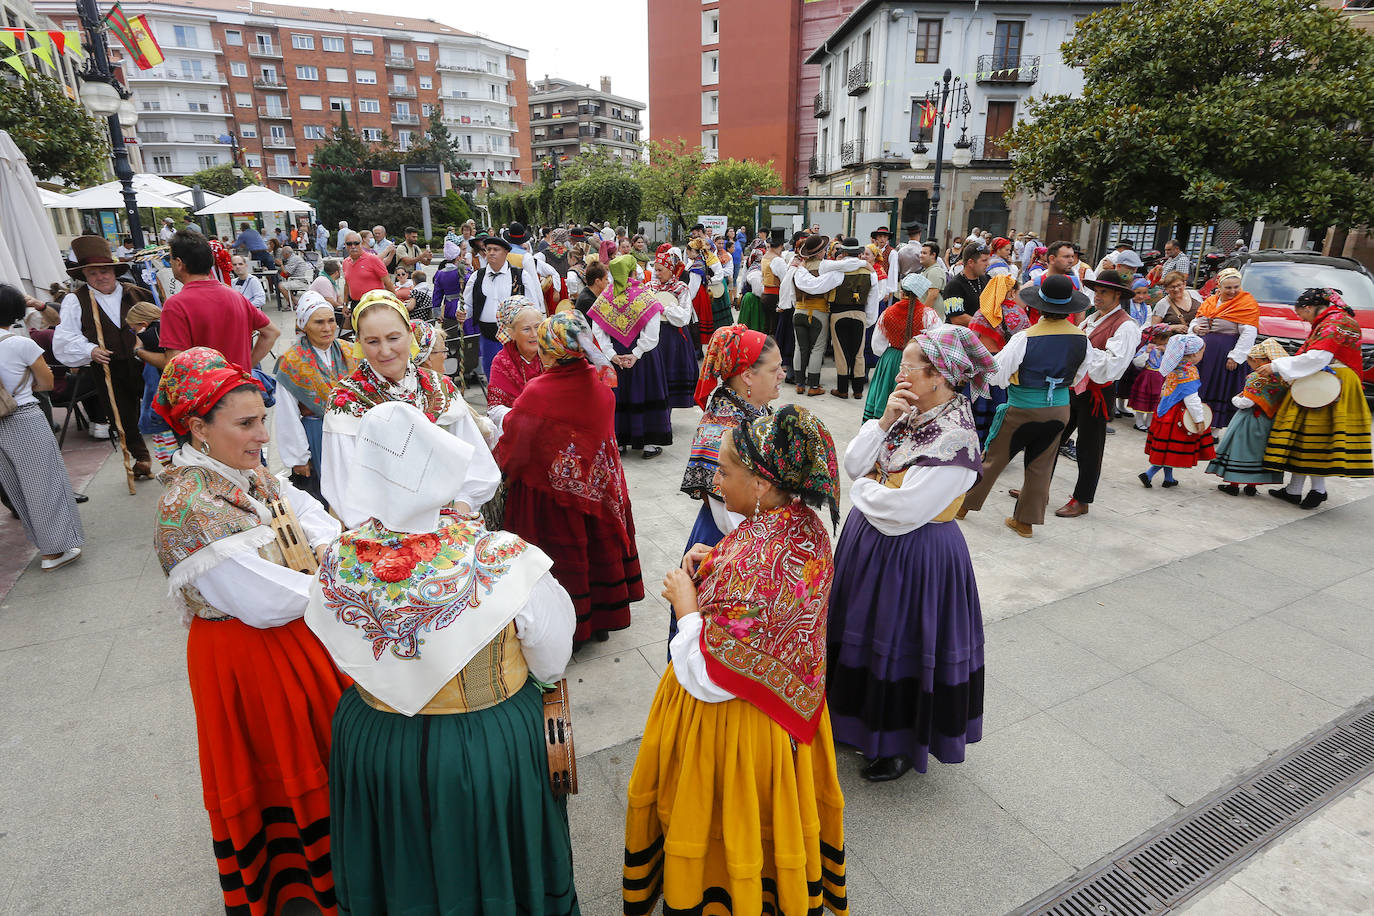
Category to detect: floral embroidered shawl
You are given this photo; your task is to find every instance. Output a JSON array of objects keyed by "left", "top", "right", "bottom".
[
  {"left": 878, "top": 395, "right": 983, "bottom": 477},
  {"left": 589, "top": 277, "right": 663, "bottom": 349},
  {"left": 487, "top": 340, "right": 543, "bottom": 410},
  {"left": 275, "top": 340, "right": 350, "bottom": 417},
  {"left": 1157, "top": 364, "right": 1201, "bottom": 417},
  {"left": 328, "top": 361, "right": 458, "bottom": 424},
  {"left": 155, "top": 464, "right": 281, "bottom": 590},
  {"left": 681, "top": 386, "right": 770, "bottom": 501},
  {"left": 1241, "top": 370, "right": 1289, "bottom": 419},
  {"left": 697, "top": 502, "right": 833, "bottom": 742},
  {"left": 1298, "top": 305, "right": 1362, "bottom": 371}
]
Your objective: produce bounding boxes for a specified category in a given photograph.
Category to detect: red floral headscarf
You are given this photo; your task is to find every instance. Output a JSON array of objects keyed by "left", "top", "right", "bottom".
[
  {"left": 695, "top": 323, "right": 767, "bottom": 410},
  {"left": 153, "top": 347, "right": 264, "bottom": 435}
]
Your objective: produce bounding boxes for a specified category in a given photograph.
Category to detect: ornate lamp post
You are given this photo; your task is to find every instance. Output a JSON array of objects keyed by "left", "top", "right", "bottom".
[
  {"left": 75, "top": 0, "right": 144, "bottom": 248},
  {"left": 909, "top": 67, "right": 972, "bottom": 241}
]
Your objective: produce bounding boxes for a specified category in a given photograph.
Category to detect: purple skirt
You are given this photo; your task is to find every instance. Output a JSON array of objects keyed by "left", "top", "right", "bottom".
[
  {"left": 660, "top": 324, "right": 699, "bottom": 409},
  {"left": 613, "top": 343, "right": 673, "bottom": 449},
  {"left": 827, "top": 510, "right": 985, "bottom": 770},
  {"left": 1197, "top": 332, "right": 1249, "bottom": 427},
  {"left": 1129, "top": 367, "right": 1164, "bottom": 412}
]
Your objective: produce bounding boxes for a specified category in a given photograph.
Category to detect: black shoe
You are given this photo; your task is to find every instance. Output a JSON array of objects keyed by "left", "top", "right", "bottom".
[
  {"left": 1217, "top": 483, "right": 1239, "bottom": 496},
  {"left": 1269, "top": 488, "right": 1302, "bottom": 505},
  {"left": 641, "top": 446, "right": 664, "bottom": 460},
  {"left": 73, "top": 493, "right": 89, "bottom": 504},
  {"left": 593, "top": 629, "right": 612, "bottom": 642},
  {"left": 860, "top": 755, "right": 913, "bottom": 783},
  {"left": 1105, "top": 425, "right": 1116, "bottom": 435},
  {"left": 1161, "top": 479, "right": 1180, "bottom": 488},
  {"left": 1059, "top": 443, "right": 1077, "bottom": 462},
  {"left": 1243, "top": 485, "right": 1258, "bottom": 496},
  {"left": 1138, "top": 472, "right": 1153, "bottom": 489},
  {"left": 1300, "top": 490, "right": 1328, "bottom": 510}
]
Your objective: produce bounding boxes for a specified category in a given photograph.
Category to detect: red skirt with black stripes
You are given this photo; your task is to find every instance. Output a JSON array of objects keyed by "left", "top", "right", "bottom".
[
  {"left": 187, "top": 615, "right": 350, "bottom": 916},
  {"left": 1145, "top": 402, "right": 1217, "bottom": 468}
]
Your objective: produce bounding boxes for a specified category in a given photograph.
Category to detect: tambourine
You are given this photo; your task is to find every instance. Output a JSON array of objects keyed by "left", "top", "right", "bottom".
[
  {"left": 1289, "top": 369, "right": 1341, "bottom": 409},
  {"left": 1182, "top": 403, "right": 1213, "bottom": 435}
]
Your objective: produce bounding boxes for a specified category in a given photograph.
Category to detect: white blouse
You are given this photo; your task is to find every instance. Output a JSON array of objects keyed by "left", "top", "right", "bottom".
[
  {"left": 989, "top": 330, "right": 1092, "bottom": 390},
  {"left": 1270, "top": 349, "right": 1332, "bottom": 382},
  {"left": 669, "top": 612, "right": 736, "bottom": 703},
  {"left": 1081, "top": 308, "right": 1142, "bottom": 384},
  {"left": 843, "top": 418, "right": 977, "bottom": 537}
]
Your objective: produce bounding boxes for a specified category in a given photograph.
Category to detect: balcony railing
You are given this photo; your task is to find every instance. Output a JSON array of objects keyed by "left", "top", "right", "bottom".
[
  {"left": 258, "top": 105, "right": 292, "bottom": 119},
  {"left": 391, "top": 112, "right": 420, "bottom": 125},
  {"left": 385, "top": 56, "right": 415, "bottom": 69},
  {"left": 808, "top": 154, "right": 828, "bottom": 177},
  {"left": 128, "top": 68, "right": 226, "bottom": 84},
  {"left": 253, "top": 76, "right": 287, "bottom": 90},
  {"left": 839, "top": 138, "right": 866, "bottom": 166},
  {"left": 813, "top": 91, "right": 831, "bottom": 118},
  {"left": 161, "top": 40, "right": 222, "bottom": 54},
  {"left": 969, "top": 135, "right": 1013, "bottom": 162},
  {"left": 435, "top": 61, "right": 483, "bottom": 74},
  {"left": 975, "top": 54, "right": 1040, "bottom": 85},
  {"left": 388, "top": 86, "right": 418, "bottom": 99},
  {"left": 262, "top": 135, "right": 296, "bottom": 149},
  {"left": 846, "top": 60, "right": 871, "bottom": 95},
  {"left": 248, "top": 44, "right": 283, "bottom": 59}
]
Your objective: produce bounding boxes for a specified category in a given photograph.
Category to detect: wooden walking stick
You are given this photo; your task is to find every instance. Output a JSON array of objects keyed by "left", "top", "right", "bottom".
[{"left": 89, "top": 304, "right": 137, "bottom": 495}]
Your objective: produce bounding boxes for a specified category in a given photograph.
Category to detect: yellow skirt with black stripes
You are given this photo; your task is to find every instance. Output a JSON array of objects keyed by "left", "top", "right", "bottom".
[
  {"left": 623, "top": 666, "right": 848, "bottom": 916},
  {"left": 1263, "top": 366, "right": 1373, "bottom": 478}
]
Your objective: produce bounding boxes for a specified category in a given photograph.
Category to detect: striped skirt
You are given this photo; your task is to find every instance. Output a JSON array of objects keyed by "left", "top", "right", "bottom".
[
  {"left": 1145, "top": 402, "right": 1217, "bottom": 468},
  {"left": 1263, "top": 366, "right": 1374, "bottom": 478},
  {"left": 0, "top": 404, "right": 83, "bottom": 555}
]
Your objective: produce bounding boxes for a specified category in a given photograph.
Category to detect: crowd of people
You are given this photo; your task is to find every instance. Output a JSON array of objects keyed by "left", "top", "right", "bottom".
[{"left": 0, "top": 209, "right": 1368, "bottom": 916}]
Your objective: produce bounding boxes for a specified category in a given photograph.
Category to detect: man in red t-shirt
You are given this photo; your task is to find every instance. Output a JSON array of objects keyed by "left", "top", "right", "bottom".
[
  {"left": 160, "top": 230, "right": 279, "bottom": 368},
  {"left": 341, "top": 230, "right": 397, "bottom": 307}
]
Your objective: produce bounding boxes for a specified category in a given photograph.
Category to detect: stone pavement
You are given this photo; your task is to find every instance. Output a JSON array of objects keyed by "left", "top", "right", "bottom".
[{"left": 1, "top": 313, "right": 1372, "bottom": 914}]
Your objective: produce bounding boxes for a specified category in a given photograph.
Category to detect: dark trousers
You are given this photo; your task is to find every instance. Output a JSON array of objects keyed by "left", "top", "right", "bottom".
[
  {"left": 831, "top": 312, "right": 867, "bottom": 396},
  {"left": 769, "top": 297, "right": 794, "bottom": 379},
  {"left": 1059, "top": 387, "right": 1112, "bottom": 504},
  {"left": 85, "top": 359, "right": 149, "bottom": 462},
  {"left": 792, "top": 310, "right": 829, "bottom": 388}
]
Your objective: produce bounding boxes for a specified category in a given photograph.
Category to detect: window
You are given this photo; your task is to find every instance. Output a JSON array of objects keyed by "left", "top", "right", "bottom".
[
  {"left": 254, "top": 34, "right": 274, "bottom": 53},
  {"left": 702, "top": 50, "right": 718, "bottom": 85},
  {"left": 397, "top": 130, "right": 413, "bottom": 148},
  {"left": 269, "top": 125, "right": 287, "bottom": 141},
  {"left": 702, "top": 10, "right": 719, "bottom": 44},
  {"left": 152, "top": 155, "right": 172, "bottom": 171},
  {"left": 260, "top": 65, "right": 277, "bottom": 83},
  {"left": 292, "top": 34, "right": 314, "bottom": 50},
  {"left": 296, "top": 65, "right": 319, "bottom": 80},
  {"left": 326, "top": 67, "right": 348, "bottom": 82},
  {"left": 234, "top": 92, "right": 252, "bottom": 108},
  {"left": 395, "top": 101, "right": 411, "bottom": 116},
  {"left": 419, "top": 76, "right": 432, "bottom": 90},
  {"left": 915, "top": 19, "right": 941, "bottom": 63},
  {"left": 197, "top": 154, "right": 220, "bottom": 169},
  {"left": 230, "top": 61, "right": 247, "bottom": 77},
  {"left": 241, "top": 125, "right": 257, "bottom": 137},
  {"left": 304, "top": 125, "right": 326, "bottom": 140},
  {"left": 245, "top": 154, "right": 261, "bottom": 168},
  {"left": 299, "top": 95, "right": 322, "bottom": 110},
  {"left": 613, "top": 128, "right": 621, "bottom": 140},
  {"left": 274, "top": 154, "right": 290, "bottom": 173},
  {"left": 330, "top": 97, "right": 352, "bottom": 111},
  {"left": 984, "top": 100, "right": 1016, "bottom": 158},
  {"left": 352, "top": 39, "right": 373, "bottom": 54},
  {"left": 388, "top": 45, "right": 404, "bottom": 57},
  {"left": 702, "top": 90, "right": 718, "bottom": 125},
  {"left": 322, "top": 35, "right": 344, "bottom": 52},
  {"left": 361, "top": 128, "right": 383, "bottom": 141},
  {"left": 307, "top": 154, "right": 315, "bottom": 167},
  {"left": 263, "top": 96, "right": 286, "bottom": 115},
  {"left": 179, "top": 58, "right": 204, "bottom": 77},
  {"left": 359, "top": 98, "right": 380, "bottom": 113},
  {"left": 701, "top": 129, "right": 718, "bottom": 160},
  {"left": 224, "top": 30, "right": 242, "bottom": 46},
  {"left": 908, "top": 97, "right": 934, "bottom": 143},
  {"left": 172, "top": 25, "right": 197, "bottom": 48},
  {"left": 993, "top": 21, "right": 1025, "bottom": 68},
  {"left": 357, "top": 69, "right": 377, "bottom": 84},
  {"left": 415, "top": 46, "right": 430, "bottom": 61},
  {"left": 625, "top": 130, "right": 635, "bottom": 143}
]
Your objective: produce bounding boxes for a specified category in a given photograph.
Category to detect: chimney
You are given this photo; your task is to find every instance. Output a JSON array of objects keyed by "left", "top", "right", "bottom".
[{"left": 600, "top": 76, "right": 611, "bottom": 94}]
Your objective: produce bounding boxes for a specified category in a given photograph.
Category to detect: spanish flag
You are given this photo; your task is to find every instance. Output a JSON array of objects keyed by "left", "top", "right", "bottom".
[{"left": 105, "top": 4, "right": 163, "bottom": 70}]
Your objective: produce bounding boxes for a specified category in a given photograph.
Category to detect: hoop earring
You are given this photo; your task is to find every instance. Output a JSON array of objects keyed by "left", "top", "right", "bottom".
[{"left": 200, "top": 439, "right": 211, "bottom": 455}]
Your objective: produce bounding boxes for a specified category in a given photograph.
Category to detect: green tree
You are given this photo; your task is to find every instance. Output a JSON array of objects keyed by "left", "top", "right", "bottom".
[
  {"left": 1003, "top": 0, "right": 1374, "bottom": 233},
  {"left": 0, "top": 74, "right": 108, "bottom": 186},
  {"left": 562, "top": 172, "right": 642, "bottom": 229},
  {"left": 181, "top": 163, "right": 242, "bottom": 196},
  {"left": 638, "top": 138, "right": 705, "bottom": 238},
  {"left": 691, "top": 158, "right": 782, "bottom": 231},
  {"left": 306, "top": 114, "right": 426, "bottom": 232}
]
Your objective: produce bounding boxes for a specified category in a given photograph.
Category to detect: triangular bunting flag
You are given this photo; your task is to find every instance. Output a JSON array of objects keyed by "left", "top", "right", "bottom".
[
  {"left": 48, "top": 30, "right": 65, "bottom": 56},
  {"left": 3, "top": 54, "right": 26, "bottom": 78},
  {"left": 30, "top": 32, "right": 53, "bottom": 68},
  {"left": 64, "top": 31, "right": 83, "bottom": 58},
  {"left": 0, "top": 30, "right": 18, "bottom": 53}
]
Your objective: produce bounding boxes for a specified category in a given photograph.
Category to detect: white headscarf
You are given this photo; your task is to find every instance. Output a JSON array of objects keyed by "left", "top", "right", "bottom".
[
  {"left": 1158, "top": 332, "right": 1205, "bottom": 375},
  {"left": 352, "top": 401, "right": 474, "bottom": 533},
  {"left": 294, "top": 290, "right": 332, "bottom": 332}
]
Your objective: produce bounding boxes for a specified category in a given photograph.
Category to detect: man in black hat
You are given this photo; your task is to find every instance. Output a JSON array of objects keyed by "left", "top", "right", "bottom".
[
  {"left": 959, "top": 274, "right": 1091, "bottom": 537},
  {"left": 778, "top": 235, "right": 871, "bottom": 395},
  {"left": 826, "top": 236, "right": 883, "bottom": 400},
  {"left": 866, "top": 227, "right": 897, "bottom": 299},
  {"left": 1052, "top": 268, "right": 1142, "bottom": 518},
  {"left": 462, "top": 232, "right": 542, "bottom": 377},
  {"left": 758, "top": 228, "right": 793, "bottom": 375},
  {"left": 503, "top": 221, "right": 562, "bottom": 310}
]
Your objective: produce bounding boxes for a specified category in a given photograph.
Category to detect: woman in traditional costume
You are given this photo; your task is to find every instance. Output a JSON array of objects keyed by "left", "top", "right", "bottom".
[
  {"left": 322, "top": 290, "right": 499, "bottom": 528},
  {"left": 1140, "top": 333, "right": 1216, "bottom": 487},
  {"left": 485, "top": 294, "right": 545, "bottom": 427},
  {"left": 736, "top": 242, "right": 769, "bottom": 332},
  {"left": 274, "top": 290, "right": 353, "bottom": 504},
  {"left": 496, "top": 311, "right": 643, "bottom": 645},
  {"left": 588, "top": 253, "right": 672, "bottom": 458},
  {"left": 645, "top": 250, "right": 698, "bottom": 409},
  {"left": 685, "top": 238, "right": 728, "bottom": 345},
  {"left": 966, "top": 263, "right": 1030, "bottom": 442},
  {"left": 1261, "top": 287, "right": 1374, "bottom": 507},
  {"left": 307, "top": 402, "right": 579, "bottom": 916},
  {"left": 1128, "top": 324, "right": 1173, "bottom": 430},
  {"left": 1190, "top": 267, "right": 1259, "bottom": 429},
  {"left": 1207, "top": 337, "right": 1289, "bottom": 495},
  {"left": 152, "top": 348, "right": 348, "bottom": 916},
  {"left": 828, "top": 326, "right": 993, "bottom": 782},
  {"left": 624, "top": 405, "right": 848, "bottom": 916},
  {"left": 863, "top": 271, "right": 943, "bottom": 422}
]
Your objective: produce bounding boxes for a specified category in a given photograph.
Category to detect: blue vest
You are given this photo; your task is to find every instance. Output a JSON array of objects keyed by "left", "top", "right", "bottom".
[{"left": 1018, "top": 333, "right": 1087, "bottom": 390}]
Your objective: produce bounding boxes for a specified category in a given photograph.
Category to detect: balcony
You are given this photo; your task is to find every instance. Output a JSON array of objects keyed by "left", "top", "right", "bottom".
[
  {"left": 248, "top": 44, "right": 283, "bottom": 59},
  {"left": 180, "top": 103, "right": 228, "bottom": 117},
  {"left": 262, "top": 135, "right": 296, "bottom": 149},
  {"left": 846, "top": 60, "right": 871, "bottom": 95},
  {"left": 975, "top": 54, "right": 1040, "bottom": 85},
  {"left": 128, "top": 68, "right": 227, "bottom": 85},
  {"left": 160, "top": 40, "right": 222, "bottom": 54},
  {"left": 813, "top": 91, "right": 831, "bottom": 118},
  {"left": 435, "top": 61, "right": 483, "bottom": 74},
  {"left": 391, "top": 112, "right": 420, "bottom": 125},
  {"left": 258, "top": 105, "right": 292, "bottom": 119},
  {"left": 809, "top": 154, "right": 829, "bottom": 177},
  {"left": 969, "top": 135, "right": 1013, "bottom": 162},
  {"left": 388, "top": 86, "right": 418, "bottom": 99},
  {"left": 138, "top": 132, "right": 221, "bottom": 145},
  {"left": 253, "top": 76, "right": 287, "bottom": 90},
  {"left": 385, "top": 56, "right": 415, "bottom": 70},
  {"left": 839, "top": 138, "right": 866, "bottom": 166},
  {"left": 266, "top": 168, "right": 305, "bottom": 179}
]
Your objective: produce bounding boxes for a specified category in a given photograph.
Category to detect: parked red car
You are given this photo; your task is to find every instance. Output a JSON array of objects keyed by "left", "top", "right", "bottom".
[{"left": 1228, "top": 250, "right": 1374, "bottom": 395}]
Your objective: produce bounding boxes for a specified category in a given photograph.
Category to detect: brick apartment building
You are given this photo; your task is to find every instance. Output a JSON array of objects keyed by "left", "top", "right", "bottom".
[{"left": 36, "top": 0, "right": 531, "bottom": 192}]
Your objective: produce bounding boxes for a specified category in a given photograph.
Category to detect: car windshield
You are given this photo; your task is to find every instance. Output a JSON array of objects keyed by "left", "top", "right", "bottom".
[{"left": 1241, "top": 261, "right": 1374, "bottom": 311}]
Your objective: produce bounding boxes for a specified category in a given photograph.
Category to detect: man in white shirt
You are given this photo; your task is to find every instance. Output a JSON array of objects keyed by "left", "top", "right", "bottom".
[
  {"left": 336, "top": 221, "right": 351, "bottom": 254},
  {"left": 780, "top": 234, "right": 870, "bottom": 395},
  {"left": 461, "top": 234, "right": 541, "bottom": 378},
  {"left": 230, "top": 255, "right": 267, "bottom": 310},
  {"left": 370, "top": 226, "right": 395, "bottom": 270},
  {"left": 158, "top": 218, "right": 176, "bottom": 244}
]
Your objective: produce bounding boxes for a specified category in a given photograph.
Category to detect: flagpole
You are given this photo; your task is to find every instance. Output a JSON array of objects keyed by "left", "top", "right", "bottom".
[{"left": 77, "top": 0, "right": 144, "bottom": 249}]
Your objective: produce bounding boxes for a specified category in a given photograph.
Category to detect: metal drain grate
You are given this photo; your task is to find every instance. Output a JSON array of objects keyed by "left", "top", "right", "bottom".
[{"left": 1011, "top": 699, "right": 1374, "bottom": 915}]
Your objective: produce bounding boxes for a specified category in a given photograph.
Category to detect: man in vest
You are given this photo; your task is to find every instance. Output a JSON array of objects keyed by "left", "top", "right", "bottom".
[
  {"left": 865, "top": 226, "right": 898, "bottom": 300},
  {"left": 52, "top": 235, "right": 156, "bottom": 478},
  {"left": 778, "top": 235, "right": 870, "bottom": 396},
  {"left": 827, "top": 237, "right": 883, "bottom": 399},
  {"left": 1053, "top": 269, "right": 1142, "bottom": 518},
  {"left": 462, "top": 231, "right": 541, "bottom": 378}
]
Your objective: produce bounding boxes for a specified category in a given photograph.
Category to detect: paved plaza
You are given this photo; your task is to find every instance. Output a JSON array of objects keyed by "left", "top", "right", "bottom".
[{"left": 1, "top": 311, "right": 1371, "bottom": 915}]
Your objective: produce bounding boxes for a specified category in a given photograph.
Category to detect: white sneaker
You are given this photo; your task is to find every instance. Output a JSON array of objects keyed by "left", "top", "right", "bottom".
[
  {"left": 87, "top": 422, "right": 111, "bottom": 440},
  {"left": 41, "top": 547, "right": 82, "bottom": 570}
]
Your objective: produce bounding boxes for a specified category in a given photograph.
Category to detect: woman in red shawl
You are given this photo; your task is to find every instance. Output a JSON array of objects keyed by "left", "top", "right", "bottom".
[
  {"left": 484, "top": 294, "right": 544, "bottom": 429},
  {"left": 495, "top": 310, "right": 643, "bottom": 644}
]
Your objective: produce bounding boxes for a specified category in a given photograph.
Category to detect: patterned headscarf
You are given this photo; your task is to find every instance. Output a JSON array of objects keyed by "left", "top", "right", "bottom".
[
  {"left": 496, "top": 294, "right": 543, "bottom": 343},
  {"left": 1248, "top": 337, "right": 1289, "bottom": 362},
  {"left": 732, "top": 405, "right": 840, "bottom": 528},
  {"left": 1215, "top": 267, "right": 1243, "bottom": 284},
  {"left": 1159, "top": 332, "right": 1205, "bottom": 375},
  {"left": 1297, "top": 287, "right": 1354, "bottom": 317},
  {"left": 294, "top": 290, "right": 333, "bottom": 332},
  {"left": 154, "top": 347, "right": 265, "bottom": 436},
  {"left": 410, "top": 320, "right": 438, "bottom": 366},
  {"left": 899, "top": 271, "right": 932, "bottom": 300},
  {"left": 537, "top": 310, "right": 611, "bottom": 367},
  {"left": 695, "top": 324, "right": 768, "bottom": 410},
  {"left": 915, "top": 325, "right": 998, "bottom": 401},
  {"left": 351, "top": 289, "right": 418, "bottom": 361}
]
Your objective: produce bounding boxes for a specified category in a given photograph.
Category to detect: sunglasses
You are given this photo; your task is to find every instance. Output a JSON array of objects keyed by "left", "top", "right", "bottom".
[{"left": 345, "top": 241, "right": 361, "bottom": 247}]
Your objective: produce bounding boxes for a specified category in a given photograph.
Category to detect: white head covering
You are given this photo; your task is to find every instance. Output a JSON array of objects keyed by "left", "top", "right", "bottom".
[
  {"left": 1158, "top": 332, "right": 1205, "bottom": 375},
  {"left": 294, "top": 290, "right": 333, "bottom": 332},
  {"left": 599, "top": 225, "right": 616, "bottom": 242},
  {"left": 352, "top": 402, "right": 474, "bottom": 533}
]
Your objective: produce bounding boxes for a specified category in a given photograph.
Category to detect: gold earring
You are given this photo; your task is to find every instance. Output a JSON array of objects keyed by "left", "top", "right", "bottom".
[{"left": 200, "top": 439, "right": 211, "bottom": 455}]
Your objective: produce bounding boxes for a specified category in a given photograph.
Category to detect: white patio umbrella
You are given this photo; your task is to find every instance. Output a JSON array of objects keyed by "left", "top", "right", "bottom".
[
  {"left": 0, "top": 130, "right": 70, "bottom": 297},
  {"left": 170, "top": 186, "right": 223, "bottom": 206},
  {"left": 36, "top": 187, "right": 74, "bottom": 209},
  {"left": 196, "top": 184, "right": 313, "bottom": 215},
  {"left": 55, "top": 181, "right": 189, "bottom": 210}
]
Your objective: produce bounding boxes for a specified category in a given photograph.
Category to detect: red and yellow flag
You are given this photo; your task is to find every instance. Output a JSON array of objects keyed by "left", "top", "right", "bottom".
[
  {"left": 919, "top": 101, "right": 938, "bottom": 129},
  {"left": 105, "top": 4, "right": 163, "bottom": 70}
]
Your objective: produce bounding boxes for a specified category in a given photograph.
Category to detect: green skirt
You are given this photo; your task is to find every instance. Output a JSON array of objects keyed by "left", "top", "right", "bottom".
[
  {"left": 711, "top": 292, "right": 734, "bottom": 336},
  {"left": 863, "top": 347, "right": 903, "bottom": 421},
  {"left": 738, "top": 292, "right": 766, "bottom": 332},
  {"left": 330, "top": 681, "right": 580, "bottom": 916}
]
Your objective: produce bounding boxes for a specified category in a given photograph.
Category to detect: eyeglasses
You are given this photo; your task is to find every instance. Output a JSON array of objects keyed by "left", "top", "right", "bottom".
[{"left": 345, "top": 241, "right": 361, "bottom": 247}]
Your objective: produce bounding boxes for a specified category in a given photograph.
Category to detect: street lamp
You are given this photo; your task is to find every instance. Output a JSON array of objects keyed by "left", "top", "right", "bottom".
[
  {"left": 911, "top": 67, "right": 971, "bottom": 240},
  {"left": 75, "top": 0, "right": 144, "bottom": 249}
]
